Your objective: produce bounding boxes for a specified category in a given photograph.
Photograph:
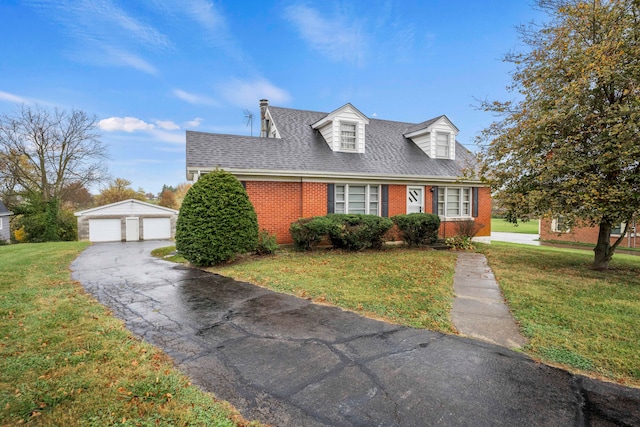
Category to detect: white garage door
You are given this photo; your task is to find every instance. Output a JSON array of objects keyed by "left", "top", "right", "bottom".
[
  {"left": 143, "top": 218, "right": 171, "bottom": 240},
  {"left": 89, "top": 219, "right": 122, "bottom": 242}
]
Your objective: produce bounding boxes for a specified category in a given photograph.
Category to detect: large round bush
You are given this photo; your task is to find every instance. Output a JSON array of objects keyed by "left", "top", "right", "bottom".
[{"left": 176, "top": 170, "right": 258, "bottom": 266}]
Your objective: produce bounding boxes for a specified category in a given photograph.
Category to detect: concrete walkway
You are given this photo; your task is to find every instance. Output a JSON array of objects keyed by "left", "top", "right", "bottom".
[{"left": 451, "top": 253, "right": 527, "bottom": 349}]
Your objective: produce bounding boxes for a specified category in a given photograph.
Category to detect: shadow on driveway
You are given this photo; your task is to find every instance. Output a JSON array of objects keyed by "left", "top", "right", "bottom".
[{"left": 71, "top": 241, "right": 640, "bottom": 427}]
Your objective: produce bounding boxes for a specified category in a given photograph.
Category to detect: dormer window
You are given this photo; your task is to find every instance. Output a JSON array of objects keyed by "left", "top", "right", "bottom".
[
  {"left": 311, "top": 103, "right": 369, "bottom": 153},
  {"left": 436, "top": 132, "right": 450, "bottom": 158},
  {"left": 340, "top": 122, "right": 357, "bottom": 151},
  {"left": 403, "top": 115, "right": 458, "bottom": 160}
]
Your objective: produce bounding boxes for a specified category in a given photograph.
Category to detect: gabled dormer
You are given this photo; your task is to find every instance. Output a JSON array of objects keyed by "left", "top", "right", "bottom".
[
  {"left": 403, "top": 115, "right": 459, "bottom": 160},
  {"left": 311, "top": 103, "right": 370, "bottom": 153}
]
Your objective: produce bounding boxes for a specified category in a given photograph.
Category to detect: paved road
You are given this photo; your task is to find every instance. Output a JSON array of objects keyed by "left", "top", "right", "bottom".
[
  {"left": 71, "top": 242, "right": 640, "bottom": 427},
  {"left": 491, "top": 232, "right": 541, "bottom": 246}
]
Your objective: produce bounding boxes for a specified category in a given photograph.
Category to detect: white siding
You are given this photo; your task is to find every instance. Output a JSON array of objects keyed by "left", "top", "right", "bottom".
[
  {"left": 412, "top": 133, "right": 431, "bottom": 157},
  {"left": 318, "top": 122, "right": 334, "bottom": 150}
]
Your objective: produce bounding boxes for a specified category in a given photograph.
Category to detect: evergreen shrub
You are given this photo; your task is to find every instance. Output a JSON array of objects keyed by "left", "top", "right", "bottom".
[
  {"left": 327, "top": 214, "right": 393, "bottom": 251},
  {"left": 176, "top": 170, "right": 258, "bottom": 266},
  {"left": 289, "top": 216, "right": 334, "bottom": 251},
  {"left": 392, "top": 213, "right": 441, "bottom": 246},
  {"left": 255, "top": 229, "right": 278, "bottom": 255}
]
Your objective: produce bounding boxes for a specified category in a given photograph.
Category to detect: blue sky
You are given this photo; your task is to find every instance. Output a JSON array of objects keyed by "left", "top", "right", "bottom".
[{"left": 0, "top": 1, "right": 543, "bottom": 195}]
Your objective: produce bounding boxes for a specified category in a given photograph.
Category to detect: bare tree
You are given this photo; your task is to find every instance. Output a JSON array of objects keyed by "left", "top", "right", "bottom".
[{"left": 0, "top": 105, "right": 109, "bottom": 204}]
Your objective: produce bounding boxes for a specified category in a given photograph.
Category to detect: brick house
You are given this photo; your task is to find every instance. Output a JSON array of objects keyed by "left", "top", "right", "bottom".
[
  {"left": 185, "top": 100, "right": 492, "bottom": 244},
  {"left": 540, "top": 218, "right": 638, "bottom": 249}
]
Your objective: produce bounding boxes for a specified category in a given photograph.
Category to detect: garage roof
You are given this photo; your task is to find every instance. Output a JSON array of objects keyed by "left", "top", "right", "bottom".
[{"left": 75, "top": 199, "right": 178, "bottom": 217}]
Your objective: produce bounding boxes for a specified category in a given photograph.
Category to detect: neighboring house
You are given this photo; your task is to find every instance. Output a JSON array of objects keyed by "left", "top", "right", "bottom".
[
  {"left": 541, "top": 218, "right": 638, "bottom": 249},
  {"left": 0, "top": 200, "right": 13, "bottom": 243},
  {"left": 186, "top": 100, "right": 492, "bottom": 244},
  {"left": 75, "top": 199, "right": 178, "bottom": 242}
]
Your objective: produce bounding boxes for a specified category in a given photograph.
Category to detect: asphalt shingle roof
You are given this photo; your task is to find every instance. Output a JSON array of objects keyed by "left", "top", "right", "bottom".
[
  {"left": 0, "top": 200, "right": 11, "bottom": 216},
  {"left": 186, "top": 105, "right": 478, "bottom": 179}
]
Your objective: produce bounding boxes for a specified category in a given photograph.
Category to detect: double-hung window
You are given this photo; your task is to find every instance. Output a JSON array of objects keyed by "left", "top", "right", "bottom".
[
  {"left": 435, "top": 132, "right": 450, "bottom": 159},
  {"left": 340, "top": 122, "right": 357, "bottom": 151},
  {"left": 552, "top": 216, "right": 570, "bottom": 233},
  {"left": 335, "top": 184, "right": 379, "bottom": 215},
  {"left": 437, "top": 187, "right": 471, "bottom": 217}
]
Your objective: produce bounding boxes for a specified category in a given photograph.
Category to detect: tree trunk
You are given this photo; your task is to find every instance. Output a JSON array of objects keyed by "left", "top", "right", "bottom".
[{"left": 593, "top": 222, "right": 612, "bottom": 270}]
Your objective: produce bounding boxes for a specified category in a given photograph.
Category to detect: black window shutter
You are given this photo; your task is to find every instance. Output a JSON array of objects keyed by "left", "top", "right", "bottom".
[
  {"left": 327, "top": 184, "right": 335, "bottom": 214},
  {"left": 472, "top": 187, "right": 479, "bottom": 218},
  {"left": 241, "top": 181, "right": 246, "bottom": 190},
  {"left": 431, "top": 186, "right": 439, "bottom": 214},
  {"left": 381, "top": 185, "right": 389, "bottom": 217}
]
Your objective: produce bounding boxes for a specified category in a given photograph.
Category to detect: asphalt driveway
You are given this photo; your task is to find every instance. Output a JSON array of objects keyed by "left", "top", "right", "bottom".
[{"left": 71, "top": 241, "right": 640, "bottom": 426}]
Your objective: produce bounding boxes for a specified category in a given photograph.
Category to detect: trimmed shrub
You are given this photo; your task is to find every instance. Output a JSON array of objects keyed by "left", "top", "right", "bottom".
[
  {"left": 392, "top": 213, "right": 441, "bottom": 246},
  {"left": 255, "top": 229, "right": 278, "bottom": 255},
  {"left": 176, "top": 170, "right": 258, "bottom": 266},
  {"left": 327, "top": 214, "right": 393, "bottom": 251},
  {"left": 289, "top": 216, "right": 334, "bottom": 251}
]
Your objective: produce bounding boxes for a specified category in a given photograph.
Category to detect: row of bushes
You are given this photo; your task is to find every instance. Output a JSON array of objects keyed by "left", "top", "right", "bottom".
[{"left": 289, "top": 213, "right": 441, "bottom": 251}]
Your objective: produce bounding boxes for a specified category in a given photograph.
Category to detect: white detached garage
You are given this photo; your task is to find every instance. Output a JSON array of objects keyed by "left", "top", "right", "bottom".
[{"left": 75, "top": 199, "right": 179, "bottom": 242}]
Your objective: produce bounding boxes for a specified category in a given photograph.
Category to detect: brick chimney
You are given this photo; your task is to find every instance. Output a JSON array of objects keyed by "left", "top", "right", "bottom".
[{"left": 259, "top": 99, "right": 269, "bottom": 137}]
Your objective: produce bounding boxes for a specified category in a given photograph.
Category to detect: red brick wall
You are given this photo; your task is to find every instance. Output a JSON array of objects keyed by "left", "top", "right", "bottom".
[
  {"left": 540, "top": 219, "right": 638, "bottom": 248},
  {"left": 388, "top": 185, "right": 406, "bottom": 217},
  {"left": 245, "top": 181, "right": 302, "bottom": 244},
  {"left": 244, "top": 181, "right": 492, "bottom": 244}
]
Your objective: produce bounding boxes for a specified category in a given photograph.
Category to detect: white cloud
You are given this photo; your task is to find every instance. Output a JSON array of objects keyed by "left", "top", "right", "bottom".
[
  {"left": 101, "top": 46, "right": 157, "bottom": 74},
  {"left": 155, "top": 120, "right": 180, "bottom": 130},
  {"left": 284, "top": 4, "right": 366, "bottom": 66},
  {"left": 217, "top": 78, "right": 291, "bottom": 108},
  {"left": 99, "top": 116, "right": 155, "bottom": 132},
  {"left": 27, "top": 0, "right": 169, "bottom": 74},
  {"left": 0, "top": 91, "right": 29, "bottom": 104},
  {"left": 172, "top": 89, "right": 217, "bottom": 105},
  {"left": 185, "top": 117, "right": 203, "bottom": 127}
]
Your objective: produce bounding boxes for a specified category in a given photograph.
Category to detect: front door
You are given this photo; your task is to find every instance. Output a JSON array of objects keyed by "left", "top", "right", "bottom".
[
  {"left": 407, "top": 186, "right": 424, "bottom": 213},
  {"left": 125, "top": 217, "right": 140, "bottom": 241}
]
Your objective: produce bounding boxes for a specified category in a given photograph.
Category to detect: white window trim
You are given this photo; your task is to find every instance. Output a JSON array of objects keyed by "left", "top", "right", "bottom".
[
  {"left": 339, "top": 121, "right": 358, "bottom": 151},
  {"left": 335, "top": 184, "right": 380, "bottom": 215},
  {"left": 551, "top": 217, "right": 570, "bottom": 233},
  {"left": 435, "top": 132, "right": 451, "bottom": 159},
  {"left": 437, "top": 187, "right": 472, "bottom": 219}
]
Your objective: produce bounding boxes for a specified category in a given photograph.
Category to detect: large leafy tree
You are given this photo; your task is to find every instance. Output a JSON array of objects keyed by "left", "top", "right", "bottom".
[
  {"left": 0, "top": 105, "right": 108, "bottom": 241},
  {"left": 479, "top": 0, "right": 640, "bottom": 270},
  {"left": 0, "top": 105, "right": 108, "bottom": 205}
]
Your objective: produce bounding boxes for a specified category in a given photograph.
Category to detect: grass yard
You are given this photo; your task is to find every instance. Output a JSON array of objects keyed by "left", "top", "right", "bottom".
[
  {"left": 491, "top": 217, "right": 540, "bottom": 234},
  {"left": 0, "top": 242, "right": 258, "bottom": 426},
  {"left": 209, "top": 248, "right": 458, "bottom": 333},
  {"left": 479, "top": 242, "right": 640, "bottom": 386}
]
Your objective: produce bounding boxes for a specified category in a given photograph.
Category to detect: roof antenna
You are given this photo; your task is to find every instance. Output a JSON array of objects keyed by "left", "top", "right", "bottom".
[{"left": 243, "top": 109, "right": 254, "bottom": 136}]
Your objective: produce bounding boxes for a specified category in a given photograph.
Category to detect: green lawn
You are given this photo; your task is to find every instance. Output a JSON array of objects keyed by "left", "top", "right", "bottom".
[
  {"left": 0, "top": 243, "right": 259, "bottom": 426},
  {"left": 210, "top": 248, "right": 458, "bottom": 333},
  {"left": 491, "top": 218, "right": 540, "bottom": 234},
  {"left": 479, "top": 242, "right": 640, "bottom": 386}
]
